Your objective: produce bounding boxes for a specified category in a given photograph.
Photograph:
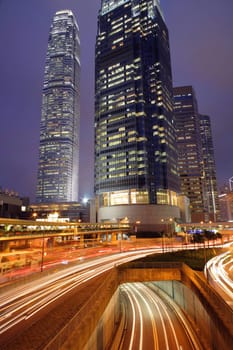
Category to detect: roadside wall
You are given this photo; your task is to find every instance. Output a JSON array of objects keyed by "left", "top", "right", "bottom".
[
  {"left": 153, "top": 280, "right": 211, "bottom": 349},
  {"left": 83, "top": 289, "right": 121, "bottom": 350},
  {"left": 44, "top": 263, "right": 233, "bottom": 350},
  {"left": 44, "top": 270, "right": 119, "bottom": 350}
]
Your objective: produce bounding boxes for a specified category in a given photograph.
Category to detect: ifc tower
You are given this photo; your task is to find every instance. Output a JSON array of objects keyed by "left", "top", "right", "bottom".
[{"left": 36, "top": 10, "right": 80, "bottom": 203}]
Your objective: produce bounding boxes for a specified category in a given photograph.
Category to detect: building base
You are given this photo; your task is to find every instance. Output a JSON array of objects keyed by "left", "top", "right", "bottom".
[{"left": 98, "top": 204, "right": 180, "bottom": 234}]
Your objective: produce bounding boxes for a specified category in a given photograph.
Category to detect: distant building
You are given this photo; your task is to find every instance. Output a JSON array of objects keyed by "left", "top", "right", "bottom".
[
  {"left": 219, "top": 182, "right": 233, "bottom": 221},
  {"left": 94, "top": 0, "right": 180, "bottom": 231},
  {"left": 177, "top": 195, "right": 191, "bottom": 223},
  {"left": 36, "top": 10, "right": 80, "bottom": 203},
  {"left": 0, "top": 188, "right": 30, "bottom": 219},
  {"left": 199, "top": 114, "right": 219, "bottom": 221},
  {"left": 173, "top": 86, "right": 219, "bottom": 222}
]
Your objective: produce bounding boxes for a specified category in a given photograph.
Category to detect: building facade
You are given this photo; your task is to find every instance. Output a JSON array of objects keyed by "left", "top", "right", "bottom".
[
  {"left": 36, "top": 10, "right": 80, "bottom": 203},
  {"left": 219, "top": 193, "right": 233, "bottom": 222},
  {"left": 174, "top": 86, "right": 219, "bottom": 222},
  {"left": 199, "top": 114, "right": 219, "bottom": 221},
  {"left": 173, "top": 86, "right": 206, "bottom": 222},
  {"left": 0, "top": 188, "right": 30, "bottom": 219},
  {"left": 30, "top": 201, "right": 90, "bottom": 223},
  {"left": 94, "top": 0, "right": 180, "bottom": 228}
]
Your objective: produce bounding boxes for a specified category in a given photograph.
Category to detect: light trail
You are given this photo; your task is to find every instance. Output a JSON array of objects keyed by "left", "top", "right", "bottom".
[
  {"left": 146, "top": 283, "right": 200, "bottom": 350},
  {"left": 123, "top": 285, "right": 144, "bottom": 350},
  {"left": 120, "top": 282, "right": 201, "bottom": 350},
  {"left": 128, "top": 284, "right": 159, "bottom": 349},
  {"left": 141, "top": 284, "right": 179, "bottom": 350},
  {"left": 205, "top": 250, "right": 233, "bottom": 303},
  {"left": 0, "top": 249, "right": 158, "bottom": 338}
]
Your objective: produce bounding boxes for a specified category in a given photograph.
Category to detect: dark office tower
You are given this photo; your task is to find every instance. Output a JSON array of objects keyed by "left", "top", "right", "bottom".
[
  {"left": 36, "top": 10, "right": 80, "bottom": 203},
  {"left": 95, "top": 0, "right": 180, "bottom": 227},
  {"left": 173, "top": 86, "right": 206, "bottom": 222},
  {"left": 199, "top": 114, "right": 219, "bottom": 221}
]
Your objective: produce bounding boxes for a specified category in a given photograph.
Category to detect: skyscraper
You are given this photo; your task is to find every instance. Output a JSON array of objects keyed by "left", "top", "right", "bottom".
[
  {"left": 199, "top": 114, "right": 219, "bottom": 221},
  {"left": 173, "top": 86, "right": 219, "bottom": 222},
  {"left": 173, "top": 86, "right": 205, "bottom": 222},
  {"left": 95, "top": 0, "right": 180, "bottom": 227},
  {"left": 36, "top": 10, "right": 80, "bottom": 203}
]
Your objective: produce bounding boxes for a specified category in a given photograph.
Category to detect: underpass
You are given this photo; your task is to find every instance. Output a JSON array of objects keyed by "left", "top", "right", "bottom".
[
  {"left": 1, "top": 256, "right": 231, "bottom": 349},
  {"left": 0, "top": 218, "right": 233, "bottom": 349},
  {"left": 55, "top": 261, "right": 233, "bottom": 350}
]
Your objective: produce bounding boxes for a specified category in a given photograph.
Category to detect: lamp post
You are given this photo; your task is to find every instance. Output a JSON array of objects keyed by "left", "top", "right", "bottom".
[
  {"left": 161, "top": 218, "right": 173, "bottom": 252},
  {"left": 119, "top": 232, "right": 122, "bottom": 253},
  {"left": 169, "top": 218, "right": 173, "bottom": 251},
  {"left": 40, "top": 231, "right": 45, "bottom": 272},
  {"left": 134, "top": 220, "right": 141, "bottom": 234},
  {"left": 32, "top": 212, "right": 37, "bottom": 220},
  {"left": 161, "top": 219, "right": 165, "bottom": 253}
]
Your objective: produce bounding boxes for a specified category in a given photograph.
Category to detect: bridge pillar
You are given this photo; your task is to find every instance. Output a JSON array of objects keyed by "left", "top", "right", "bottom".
[
  {"left": 1, "top": 241, "right": 10, "bottom": 252},
  {"left": 80, "top": 234, "right": 84, "bottom": 248},
  {"left": 88, "top": 233, "right": 95, "bottom": 247},
  {"left": 47, "top": 237, "right": 55, "bottom": 248},
  {"left": 111, "top": 232, "right": 117, "bottom": 242}
]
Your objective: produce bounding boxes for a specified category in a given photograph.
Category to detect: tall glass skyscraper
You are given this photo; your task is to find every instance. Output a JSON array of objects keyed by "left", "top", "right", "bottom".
[
  {"left": 36, "top": 10, "right": 80, "bottom": 203},
  {"left": 174, "top": 86, "right": 219, "bottom": 222},
  {"left": 95, "top": 0, "right": 180, "bottom": 225},
  {"left": 199, "top": 114, "right": 219, "bottom": 221},
  {"left": 173, "top": 86, "right": 205, "bottom": 222}
]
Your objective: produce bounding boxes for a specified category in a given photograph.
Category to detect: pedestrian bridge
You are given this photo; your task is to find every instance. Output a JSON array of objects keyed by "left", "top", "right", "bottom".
[{"left": 0, "top": 218, "right": 130, "bottom": 252}]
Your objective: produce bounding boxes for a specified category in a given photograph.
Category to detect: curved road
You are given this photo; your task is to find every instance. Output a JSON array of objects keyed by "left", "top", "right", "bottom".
[
  {"left": 120, "top": 282, "right": 202, "bottom": 350},
  {"left": 0, "top": 249, "right": 159, "bottom": 346},
  {"left": 205, "top": 250, "right": 233, "bottom": 306}
]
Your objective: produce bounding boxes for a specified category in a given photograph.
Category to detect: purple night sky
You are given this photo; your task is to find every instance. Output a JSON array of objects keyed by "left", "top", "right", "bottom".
[{"left": 0, "top": 0, "right": 232, "bottom": 202}]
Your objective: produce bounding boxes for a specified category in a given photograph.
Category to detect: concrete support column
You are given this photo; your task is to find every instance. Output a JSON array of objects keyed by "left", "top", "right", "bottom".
[
  {"left": 80, "top": 234, "right": 84, "bottom": 248},
  {"left": 2, "top": 241, "right": 10, "bottom": 252},
  {"left": 48, "top": 237, "right": 55, "bottom": 247},
  {"left": 111, "top": 233, "right": 117, "bottom": 242}
]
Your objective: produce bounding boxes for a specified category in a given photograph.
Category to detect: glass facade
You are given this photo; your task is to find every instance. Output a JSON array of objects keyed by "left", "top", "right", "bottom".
[
  {"left": 173, "top": 86, "right": 207, "bottom": 222},
  {"left": 199, "top": 114, "right": 219, "bottom": 221},
  {"left": 36, "top": 10, "right": 80, "bottom": 203},
  {"left": 95, "top": 0, "right": 179, "bottom": 208}
]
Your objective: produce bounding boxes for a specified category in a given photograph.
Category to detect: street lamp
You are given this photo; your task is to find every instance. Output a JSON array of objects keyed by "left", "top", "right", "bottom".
[
  {"left": 161, "top": 218, "right": 173, "bottom": 251},
  {"left": 134, "top": 220, "right": 141, "bottom": 234},
  {"left": 40, "top": 231, "right": 45, "bottom": 272},
  {"left": 119, "top": 232, "right": 122, "bottom": 253},
  {"left": 32, "top": 212, "right": 37, "bottom": 220},
  {"left": 161, "top": 219, "right": 166, "bottom": 253},
  {"left": 169, "top": 218, "right": 174, "bottom": 251}
]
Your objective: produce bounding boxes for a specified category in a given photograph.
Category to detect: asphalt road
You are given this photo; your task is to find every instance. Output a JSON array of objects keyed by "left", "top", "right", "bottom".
[
  {"left": 205, "top": 249, "right": 233, "bottom": 306},
  {"left": 0, "top": 249, "right": 158, "bottom": 347},
  {"left": 120, "top": 282, "right": 202, "bottom": 350}
]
